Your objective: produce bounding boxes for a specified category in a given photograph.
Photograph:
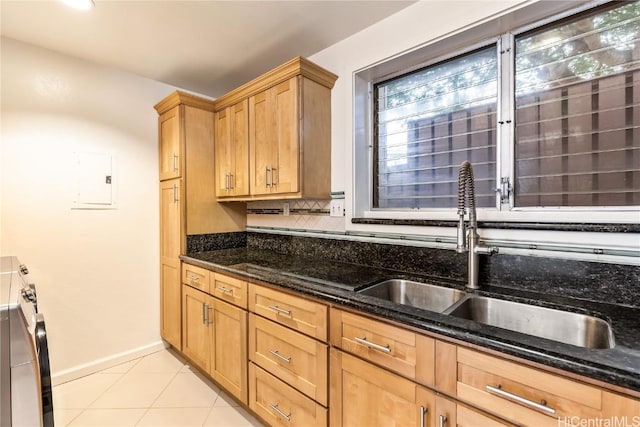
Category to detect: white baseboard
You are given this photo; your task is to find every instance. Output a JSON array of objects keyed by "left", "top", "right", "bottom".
[{"left": 51, "top": 340, "right": 168, "bottom": 386}]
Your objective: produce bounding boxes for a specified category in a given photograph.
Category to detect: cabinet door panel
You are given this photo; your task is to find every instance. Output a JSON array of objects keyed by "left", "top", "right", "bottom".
[
  {"left": 182, "top": 286, "right": 210, "bottom": 371},
  {"left": 212, "top": 299, "right": 248, "bottom": 404},
  {"left": 231, "top": 100, "right": 249, "bottom": 196},
  {"left": 159, "top": 106, "right": 181, "bottom": 180},
  {"left": 330, "top": 348, "right": 433, "bottom": 427},
  {"left": 272, "top": 78, "right": 299, "bottom": 194},
  {"left": 249, "top": 91, "right": 274, "bottom": 195},
  {"left": 160, "top": 180, "right": 183, "bottom": 348},
  {"left": 214, "top": 108, "right": 231, "bottom": 197}
]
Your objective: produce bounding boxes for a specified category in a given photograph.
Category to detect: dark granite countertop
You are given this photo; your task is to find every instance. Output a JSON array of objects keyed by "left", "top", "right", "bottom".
[{"left": 181, "top": 248, "right": 640, "bottom": 393}]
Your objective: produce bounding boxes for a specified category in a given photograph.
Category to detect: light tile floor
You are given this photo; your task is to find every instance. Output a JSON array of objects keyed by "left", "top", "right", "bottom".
[{"left": 53, "top": 349, "right": 264, "bottom": 427}]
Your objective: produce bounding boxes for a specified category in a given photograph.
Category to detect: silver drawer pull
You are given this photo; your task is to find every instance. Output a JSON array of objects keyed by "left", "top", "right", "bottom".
[
  {"left": 270, "top": 349, "right": 291, "bottom": 364},
  {"left": 268, "top": 305, "right": 291, "bottom": 316},
  {"left": 439, "top": 415, "right": 447, "bottom": 427},
  {"left": 355, "top": 336, "right": 391, "bottom": 353},
  {"left": 217, "top": 285, "right": 233, "bottom": 295},
  {"left": 173, "top": 153, "right": 178, "bottom": 171},
  {"left": 269, "top": 403, "right": 291, "bottom": 422},
  {"left": 486, "top": 384, "right": 556, "bottom": 415},
  {"left": 186, "top": 274, "right": 200, "bottom": 281}
]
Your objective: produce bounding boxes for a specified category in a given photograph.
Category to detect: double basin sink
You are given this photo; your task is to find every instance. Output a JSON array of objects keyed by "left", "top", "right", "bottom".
[{"left": 358, "top": 279, "right": 615, "bottom": 349}]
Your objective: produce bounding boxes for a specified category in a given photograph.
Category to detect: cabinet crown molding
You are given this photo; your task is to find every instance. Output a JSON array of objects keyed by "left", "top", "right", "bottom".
[
  {"left": 214, "top": 56, "right": 338, "bottom": 111},
  {"left": 154, "top": 90, "right": 216, "bottom": 114}
]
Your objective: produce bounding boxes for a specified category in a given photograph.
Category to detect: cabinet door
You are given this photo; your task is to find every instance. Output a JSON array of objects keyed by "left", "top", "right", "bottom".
[
  {"left": 249, "top": 77, "right": 300, "bottom": 196},
  {"left": 214, "top": 107, "right": 232, "bottom": 197},
  {"left": 211, "top": 299, "right": 248, "bottom": 404},
  {"left": 330, "top": 348, "right": 434, "bottom": 427},
  {"left": 271, "top": 77, "right": 299, "bottom": 194},
  {"left": 159, "top": 106, "right": 182, "bottom": 180},
  {"left": 249, "top": 90, "right": 275, "bottom": 195},
  {"left": 160, "top": 179, "right": 183, "bottom": 348},
  {"left": 182, "top": 285, "right": 211, "bottom": 371},
  {"left": 230, "top": 100, "right": 249, "bottom": 196}
]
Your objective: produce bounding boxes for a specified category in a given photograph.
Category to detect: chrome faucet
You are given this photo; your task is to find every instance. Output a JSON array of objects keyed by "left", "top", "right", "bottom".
[{"left": 456, "top": 161, "right": 498, "bottom": 289}]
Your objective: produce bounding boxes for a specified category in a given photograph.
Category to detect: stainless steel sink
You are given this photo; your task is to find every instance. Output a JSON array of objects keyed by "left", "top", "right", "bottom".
[
  {"left": 358, "top": 279, "right": 466, "bottom": 313},
  {"left": 444, "top": 296, "right": 615, "bottom": 349}
]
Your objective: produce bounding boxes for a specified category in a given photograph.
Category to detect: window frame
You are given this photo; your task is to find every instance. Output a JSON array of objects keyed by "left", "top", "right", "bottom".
[{"left": 355, "top": 0, "right": 640, "bottom": 224}]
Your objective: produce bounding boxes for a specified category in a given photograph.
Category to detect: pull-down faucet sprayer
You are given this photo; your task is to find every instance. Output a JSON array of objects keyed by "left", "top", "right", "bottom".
[{"left": 456, "top": 161, "right": 498, "bottom": 289}]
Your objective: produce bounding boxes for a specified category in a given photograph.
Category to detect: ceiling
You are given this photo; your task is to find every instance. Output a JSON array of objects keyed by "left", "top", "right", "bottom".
[{"left": 0, "top": 0, "right": 414, "bottom": 97}]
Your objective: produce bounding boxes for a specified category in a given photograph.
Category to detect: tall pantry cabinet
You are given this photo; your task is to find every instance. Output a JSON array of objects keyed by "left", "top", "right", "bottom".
[{"left": 155, "top": 91, "right": 246, "bottom": 350}]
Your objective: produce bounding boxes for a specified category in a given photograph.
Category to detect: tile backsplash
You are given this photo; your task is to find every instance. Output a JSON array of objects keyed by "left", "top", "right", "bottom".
[{"left": 247, "top": 199, "right": 345, "bottom": 233}]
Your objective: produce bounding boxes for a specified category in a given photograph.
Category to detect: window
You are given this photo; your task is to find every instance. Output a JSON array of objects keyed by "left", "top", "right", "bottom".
[
  {"left": 514, "top": 2, "right": 640, "bottom": 207},
  {"left": 367, "top": 1, "right": 640, "bottom": 216},
  {"left": 374, "top": 47, "right": 498, "bottom": 209}
]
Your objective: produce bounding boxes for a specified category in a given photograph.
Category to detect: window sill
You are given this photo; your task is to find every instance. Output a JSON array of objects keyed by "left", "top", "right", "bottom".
[{"left": 351, "top": 218, "right": 640, "bottom": 233}]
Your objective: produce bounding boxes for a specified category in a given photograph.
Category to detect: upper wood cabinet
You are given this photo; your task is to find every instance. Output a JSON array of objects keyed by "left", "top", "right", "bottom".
[
  {"left": 215, "top": 100, "right": 249, "bottom": 198},
  {"left": 213, "top": 57, "right": 337, "bottom": 201},
  {"left": 159, "top": 106, "right": 182, "bottom": 181}
]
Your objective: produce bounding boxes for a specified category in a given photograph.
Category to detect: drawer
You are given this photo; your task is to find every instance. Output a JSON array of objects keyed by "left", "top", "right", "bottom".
[
  {"left": 249, "top": 363, "right": 327, "bottom": 427},
  {"left": 249, "top": 284, "right": 328, "bottom": 341},
  {"left": 182, "top": 263, "right": 210, "bottom": 293},
  {"left": 457, "top": 347, "right": 603, "bottom": 426},
  {"left": 457, "top": 403, "right": 514, "bottom": 427},
  {"left": 212, "top": 273, "right": 248, "bottom": 308},
  {"left": 330, "top": 308, "right": 434, "bottom": 386},
  {"left": 249, "top": 314, "right": 328, "bottom": 405}
]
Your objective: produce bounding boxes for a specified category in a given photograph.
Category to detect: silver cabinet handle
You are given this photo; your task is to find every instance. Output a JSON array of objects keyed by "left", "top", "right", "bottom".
[
  {"left": 225, "top": 173, "right": 229, "bottom": 190},
  {"left": 268, "top": 305, "right": 291, "bottom": 316},
  {"left": 271, "top": 167, "right": 276, "bottom": 186},
  {"left": 439, "top": 415, "right": 447, "bottom": 427},
  {"left": 269, "top": 349, "right": 291, "bottom": 364},
  {"left": 354, "top": 336, "right": 391, "bottom": 353},
  {"left": 172, "top": 184, "right": 178, "bottom": 203},
  {"left": 266, "top": 167, "right": 272, "bottom": 187},
  {"left": 206, "top": 304, "right": 213, "bottom": 325},
  {"left": 202, "top": 303, "right": 207, "bottom": 325},
  {"left": 217, "top": 285, "right": 234, "bottom": 295},
  {"left": 269, "top": 403, "right": 291, "bottom": 422},
  {"left": 420, "top": 406, "right": 428, "bottom": 427},
  {"left": 486, "top": 384, "right": 556, "bottom": 415},
  {"left": 229, "top": 173, "right": 234, "bottom": 189},
  {"left": 172, "top": 153, "right": 178, "bottom": 171}
]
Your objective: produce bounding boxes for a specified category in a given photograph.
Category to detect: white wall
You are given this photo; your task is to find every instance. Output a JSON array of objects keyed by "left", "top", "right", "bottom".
[{"left": 1, "top": 37, "right": 177, "bottom": 383}]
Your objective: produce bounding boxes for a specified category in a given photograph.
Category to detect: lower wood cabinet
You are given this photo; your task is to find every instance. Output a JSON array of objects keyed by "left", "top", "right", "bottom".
[
  {"left": 177, "top": 267, "right": 639, "bottom": 426},
  {"left": 181, "top": 281, "right": 248, "bottom": 404},
  {"left": 330, "top": 348, "right": 509, "bottom": 427}
]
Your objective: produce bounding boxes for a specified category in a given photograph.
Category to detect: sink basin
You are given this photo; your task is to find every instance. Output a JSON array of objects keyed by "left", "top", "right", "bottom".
[
  {"left": 445, "top": 296, "right": 615, "bottom": 349},
  {"left": 358, "top": 279, "right": 466, "bottom": 313}
]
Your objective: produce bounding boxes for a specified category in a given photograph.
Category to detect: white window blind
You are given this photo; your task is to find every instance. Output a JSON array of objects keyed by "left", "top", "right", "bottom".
[
  {"left": 374, "top": 47, "right": 498, "bottom": 209},
  {"left": 514, "top": 2, "right": 640, "bottom": 207}
]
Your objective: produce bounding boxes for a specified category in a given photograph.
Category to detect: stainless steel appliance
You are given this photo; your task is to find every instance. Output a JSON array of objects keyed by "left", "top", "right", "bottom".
[{"left": 1, "top": 256, "right": 54, "bottom": 426}]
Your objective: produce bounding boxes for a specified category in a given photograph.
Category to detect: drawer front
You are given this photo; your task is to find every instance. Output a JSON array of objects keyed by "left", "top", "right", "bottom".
[
  {"left": 457, "top": 347, "right": 603, "bottom": 426},
  {"left": 330, "top": 308, "right": 434, "bottom": 386},
  {"left": 182, "top": 263, "right": 210, "bottom": 293},
  {"left": 249, "top": 363, "right": 327, "bottom": 427},
  {"left": 457, "top": 403, "right": 514, "bottom": 427},
  {"left": 249, "top": 314, "right": 328, "bottom": 405},
  {"left": 249, "top": 284, "right": 328, "bottom": 341},
  {"left": 212, "top": 273, "right": 248, "bottom": 308}
]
